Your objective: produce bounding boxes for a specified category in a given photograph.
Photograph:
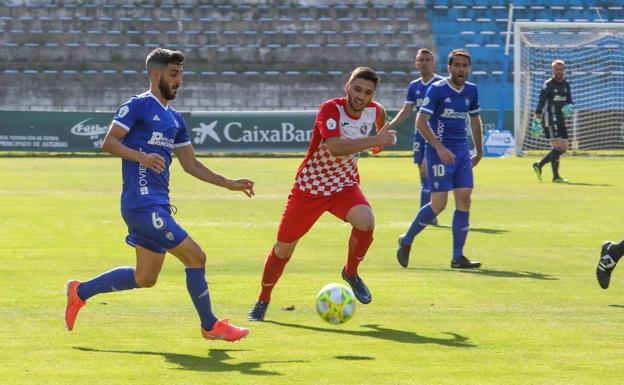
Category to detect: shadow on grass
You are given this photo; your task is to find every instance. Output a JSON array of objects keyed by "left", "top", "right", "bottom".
[
  {"left": 608, "top": 304, "right": 624, "bottom": 309},
  {"left": 335, "top": 355, "right": 375, "bottom": 361},
  {"left": 74, "top": 347, "right": 305, "bottom": 376},
  {"left": 553, "top": 181, "right": 613, "bottom": 186},
  {"left": 265, "top": 321, "right": 475, "bottom": 348},
  {"left": 431, "top": 224, "right": 509, "bottom": 234},
  {"left": 408, "top": 267, "right": 559, "bottom": 280},
  {"left": 456, "top": 268, "right": 559, "bottom": 280}
]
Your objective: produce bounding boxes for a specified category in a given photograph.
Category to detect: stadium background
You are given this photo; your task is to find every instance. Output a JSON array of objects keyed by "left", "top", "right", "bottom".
[{"left": 0, "top": 0, "right": 622, "bottom": 153}]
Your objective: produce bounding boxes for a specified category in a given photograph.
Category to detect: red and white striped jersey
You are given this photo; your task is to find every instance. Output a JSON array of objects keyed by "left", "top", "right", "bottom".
[{"left": 294, "top": 97, "right": 382, "bottom": 196}]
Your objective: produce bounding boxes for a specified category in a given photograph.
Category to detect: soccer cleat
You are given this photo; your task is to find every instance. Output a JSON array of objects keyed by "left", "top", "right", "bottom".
[
  {"left": 65, "top": 280, "right": 86, "bottom": 331},
  {"left": 596, "top": 241, "right": 617, "bottom": 289},
  {"left": 532, "top": 163, "right": 542, "bottom": 181},
  {"left": 248, "top": 300, "right": 269, "bottom": 321},
  {"left": 396, "top": 235, "right": 412, "bottom": 268},
  {"left": 451, "top": 256, "right": 481, "bottom": 269},
  {"left": 552, "top": 177, "right": 569, "bottom": 183},
  {"left": 341, "top": 267, "right": 372, "bottom": 304},
  {"left": 201, "top": 319, "right": 249, "bottom": 342},
  {"left": 430, "top": 217, "right": 439, "bottom": 226}
]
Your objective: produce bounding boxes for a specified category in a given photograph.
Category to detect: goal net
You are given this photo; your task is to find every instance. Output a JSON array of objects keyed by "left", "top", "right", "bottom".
[{"left": 514, "top": 22, "right": 624, "bottom": 154}]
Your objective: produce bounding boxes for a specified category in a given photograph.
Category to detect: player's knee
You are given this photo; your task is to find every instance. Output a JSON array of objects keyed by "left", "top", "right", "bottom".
[
  {"left": 431, "top": 201, "right": 447, "bottom": 214},
  {"left": 274, "top": 242, "right": 296, "bottom": 259},
  {"left": 135, "top": 275, "right": 158, "bottom": 288},
  {"left": 190, "top": 249, "right": 207, "bottom": 267}
]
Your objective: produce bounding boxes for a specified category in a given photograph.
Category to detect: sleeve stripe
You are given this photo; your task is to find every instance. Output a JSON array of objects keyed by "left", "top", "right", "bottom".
[
  {"left": 112, "top": 120, "right": 130, "bottom": 131},
  {"left": 420, "top": 107, "right": 434, "bottom": 115},
  {"left": 404, "top": 101, "right": 415, "bottom": 104},
  {"left": 173, "top": 141, "right": 192, "bottom": 148},
  {"left": 469, "top": 108, "right": 481, "bottom": 114}
]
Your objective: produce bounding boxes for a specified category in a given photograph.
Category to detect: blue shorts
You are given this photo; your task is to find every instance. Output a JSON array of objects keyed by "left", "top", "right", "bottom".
[
  {"left": 425, "top": 144, "right": 474, "bottom": 193},
  {"left": 121, "top": 205, "right": 188, "bottom": 254},
  {"left": 413, "top": 133, "right": 426, "bottom": 165}
]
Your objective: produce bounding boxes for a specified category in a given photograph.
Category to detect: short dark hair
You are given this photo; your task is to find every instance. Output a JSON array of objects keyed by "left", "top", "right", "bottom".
[
  {"left": 145, "top": 48, "right": 185, "bottom": 72},
  {"left": 348, "top": 66, "right": 380, "bottom": 88},
  {"left": 448, "top": 49, "right": 471, "bottom": 65},
  {"left": 416, "top": 48, "right": 434, "bottom": 58}
]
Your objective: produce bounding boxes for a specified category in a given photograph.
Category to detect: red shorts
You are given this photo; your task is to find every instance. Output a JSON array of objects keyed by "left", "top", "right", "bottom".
[{"left": 276, "top": 185, "right": 371, "bottom": 243}]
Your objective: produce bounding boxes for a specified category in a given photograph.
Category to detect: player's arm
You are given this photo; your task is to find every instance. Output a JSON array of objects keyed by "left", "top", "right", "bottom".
[
  {"left": 326, "top": 132, "right": 396, "bottom": 157},
  {"left": 535, "top": 83, "right": 549, "bottom": 120},
  {"left": 415, "top": 111, "right": 455, "bottom": 164},
  {"left": 102, "top": 123, "right": 165, "bottom": 173},
  {"left": 469, "top": 115, "right": 483, "bottom": 167},
  {"left": 173, "top": 144, "right": 254, "bottom": 197},
  {"left": 383, "top": 103, "right": 413, "bottom": 132}
]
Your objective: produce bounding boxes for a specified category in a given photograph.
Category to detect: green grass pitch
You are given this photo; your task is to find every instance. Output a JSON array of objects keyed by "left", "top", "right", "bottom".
[{"left": 1, "top": 155, "right": 623, "bottom": 385}]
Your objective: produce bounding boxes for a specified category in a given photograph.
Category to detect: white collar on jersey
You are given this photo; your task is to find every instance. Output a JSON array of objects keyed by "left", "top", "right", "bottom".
[
  {"left": 147, "top": 90, "right": 170, "bottom": 110},
  {"left": 444, "top": 77, "right": 465, "bottom": 94},
  {"left": 421, "top": 74, "right": 440, "bottom": 86}
]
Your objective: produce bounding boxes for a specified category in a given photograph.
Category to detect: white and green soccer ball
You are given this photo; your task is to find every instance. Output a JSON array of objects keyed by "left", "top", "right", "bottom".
[{"left": 315, "top": 283, "right": 356, "bottom": 324}]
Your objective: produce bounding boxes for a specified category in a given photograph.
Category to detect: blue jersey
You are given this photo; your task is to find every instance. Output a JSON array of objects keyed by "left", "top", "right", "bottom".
[
  {"left": 112, "top": 91, "right": 191, "bottom": 210},
  {"left": 405, "top": 74, "right": 445, "bottom": 115},
  {"left": 420, "top": 78, "right": 480, "bottom": 146}
]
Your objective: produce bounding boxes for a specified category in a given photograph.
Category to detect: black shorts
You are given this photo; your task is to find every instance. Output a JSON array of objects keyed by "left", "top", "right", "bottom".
[{"left": 543, "top": 120, "right": 568, "bottom": 139}]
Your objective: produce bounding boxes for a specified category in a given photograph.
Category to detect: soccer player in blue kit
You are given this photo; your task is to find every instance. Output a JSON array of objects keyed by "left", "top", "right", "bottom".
[
  {"left": 384, "top": 48, "right": 443, "bottom": 230},
  {"left": 396, "top": 49, "right": 483, "bottom": 269},
  {"left": 64, "top": 48, "right": 254, "bottom": 342}
]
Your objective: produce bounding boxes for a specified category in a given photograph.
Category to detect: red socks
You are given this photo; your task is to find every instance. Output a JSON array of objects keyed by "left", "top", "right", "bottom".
[
  {"left": 258, "top": 248, "right": 290, "bottom": 302},
  {"left": 345, "top": 228, "right": 374, "bottom": 276}
]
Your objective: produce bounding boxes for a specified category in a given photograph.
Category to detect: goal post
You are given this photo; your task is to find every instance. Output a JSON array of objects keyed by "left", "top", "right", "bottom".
[{"left": 514, "top": 22, "right": 624, "bottom": 155}]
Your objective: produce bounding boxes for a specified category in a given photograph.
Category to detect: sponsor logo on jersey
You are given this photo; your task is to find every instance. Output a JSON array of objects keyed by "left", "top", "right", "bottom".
[
  {"left": 147, "top": 132, "right": 175, "bottom": 148},
  {"left": 422, "top": 96, "right": 430, "bottom": 106},
  {"left": 441, "top": 108, "right": 467, "bottom": 119},
  {"left": 465, "top": 99, "right": 470, "bottom": 106},
  {"left": 444, "top": 97, "right": 452, "bottom": 103},
  {"left": 153, "top": 114, "right": 160, "bottom": 121},
  {"left": 138, "top": 161, "right": 149, "bottom": 195},
  {"left": 326, "top": 118, "right": 337, "bottom": 130},
  {"left": 117, "top": 105, "right": 129, "bottom": 118}
]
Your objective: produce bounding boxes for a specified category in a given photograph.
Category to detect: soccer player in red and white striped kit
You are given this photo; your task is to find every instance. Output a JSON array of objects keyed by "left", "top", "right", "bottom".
[{"left": 248, "top": 67, "right": 397, "bottom": 321}]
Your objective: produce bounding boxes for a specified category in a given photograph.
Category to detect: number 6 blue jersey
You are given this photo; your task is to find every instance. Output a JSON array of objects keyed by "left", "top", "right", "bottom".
[
  {"left": 112, "top": 91, "right": 191, "bottom": 210},
  {"left": 420, "top": 78, "right": 480, "bottom": 146}
]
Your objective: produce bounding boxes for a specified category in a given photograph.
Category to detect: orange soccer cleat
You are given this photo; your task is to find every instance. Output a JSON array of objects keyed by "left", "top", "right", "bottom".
[
  {"left": 201, "top": 319, "right": 249, "bottom": 342},
  {"left": 65, "top": 280, "right": 86, "bottom": 331}
]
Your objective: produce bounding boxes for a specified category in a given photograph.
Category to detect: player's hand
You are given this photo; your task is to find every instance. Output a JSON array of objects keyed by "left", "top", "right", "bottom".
[
  {"left": 228, "top": 178, "right": 255, "bottom": 197},
  {"left": 471, "top": 153, "right": 482, "bottom": 168},
  {"left": 530, "top": 120, "right": 542, "bottom": 137},
  {"left": 140, "top": 153, "right": 166, "bottom": 173},
  {"left": 561, "top": 104, "right": 574, "bottom": 117},
  {"left": 435, "top": 145, "right": 456, "bottom": 164},
  {"left": 376, "top": 129, "right": 397, "bottom": 147}
]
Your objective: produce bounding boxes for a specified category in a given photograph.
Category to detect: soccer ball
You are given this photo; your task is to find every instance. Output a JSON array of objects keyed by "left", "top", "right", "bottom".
[{"left": 315, "top": 283, "right": 356, "bottom": 324}]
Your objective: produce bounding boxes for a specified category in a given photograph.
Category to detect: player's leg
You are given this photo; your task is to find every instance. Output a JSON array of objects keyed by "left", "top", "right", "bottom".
[
  {"left": 450, "top": 188, "right": 480, "bottom": 269},
  {"left": 330, "top": 188, "right": 374, "bottom": 304},
  {"left": 249, "top": 189, "right": 325, "bottom": 321},
  {"left": 449, "top": 149, "right": 480, "bottom": 269},
  {"left": 65, "top": 246, "right": 160, "bottom": 331},
  {"left": 419, "top": 159, "right": 437, "bottom": 226},
  {"left": 533, "top": 122, "right": 555, "bottom": 180},
  {"left": 596, "top": 240, "right": 624, "bottom": 289},
  {"left": 551, "top": 137, "right": 568, "bottom": 182},
  {"left": 397, "top": 149, "right": 451, "bottom": 267},
  {"left": 169, "top": 236, "right": 248, "bottom": 342}
]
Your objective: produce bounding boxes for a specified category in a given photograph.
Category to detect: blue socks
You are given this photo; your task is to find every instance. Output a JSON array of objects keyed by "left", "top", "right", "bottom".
[
  {"left": 402, "top": 203, "right": 436, "bottom": 245},
  {"left": 185, "top": 267, "right": 218, "bottom": 331},
  {"left": 420, "top": 176, "right": 431, "bottom": 208},
  {"left": 77, "top": 266, "right": 138, "bottom": 301},
  {"left": 452, "top": 209, "right": 470, "bottom": 261}
]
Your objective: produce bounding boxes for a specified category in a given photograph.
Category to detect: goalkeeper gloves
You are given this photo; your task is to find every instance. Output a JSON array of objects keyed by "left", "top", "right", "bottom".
[
  {"left": 530, "top": 119, "right": 542, "bottom": 137},
  {"left": 561, "top": 104, "right": 574, "bottom": 117}
]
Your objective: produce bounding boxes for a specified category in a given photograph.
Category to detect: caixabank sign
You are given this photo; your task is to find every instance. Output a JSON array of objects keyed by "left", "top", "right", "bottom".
[{"left": 0, "top": 110, "right": 510, "bottom": 153}]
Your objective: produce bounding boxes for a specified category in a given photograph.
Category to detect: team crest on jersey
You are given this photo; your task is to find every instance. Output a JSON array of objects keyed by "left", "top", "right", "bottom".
[
  {"left": 465, "top": 99, "right": 470, "bottom": 106},
  {"left": 165, "top": 232, "right": 174, "bottom": 241},
  {"left": 117, "top": 105, "right": 129, "bottom": 118},
  {"left": 326, "top": 118, "right": 337, "bottom": 130},
  {"left": 359, "top": 124, "right": 368, "bottom": 135}
]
